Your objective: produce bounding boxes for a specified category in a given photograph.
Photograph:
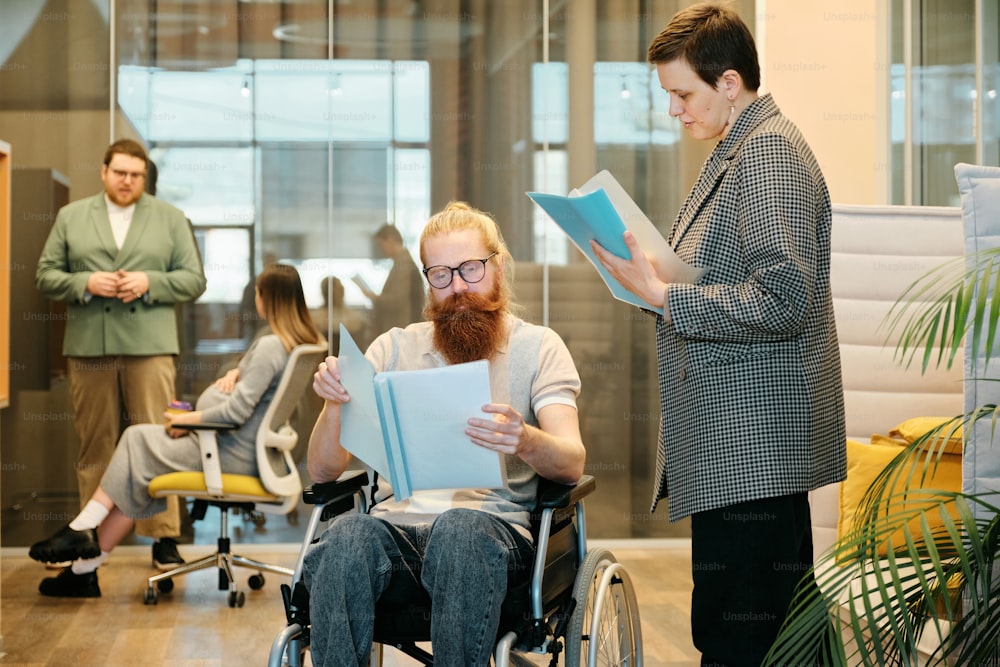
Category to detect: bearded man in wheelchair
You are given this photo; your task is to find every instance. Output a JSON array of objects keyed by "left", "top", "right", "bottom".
[{"left": 305, "top": 202, "right": 586, "bottom": 666}]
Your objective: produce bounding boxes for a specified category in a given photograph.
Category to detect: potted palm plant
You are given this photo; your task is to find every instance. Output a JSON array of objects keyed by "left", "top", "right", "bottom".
[{"left": 766, "top": 242, "right": 1000, "bottom": 666}]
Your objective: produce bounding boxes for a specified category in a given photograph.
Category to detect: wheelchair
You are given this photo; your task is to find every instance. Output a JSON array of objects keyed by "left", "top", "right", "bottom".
[{"left": 267, "top": 471, "right": 643, "bottom": 666}]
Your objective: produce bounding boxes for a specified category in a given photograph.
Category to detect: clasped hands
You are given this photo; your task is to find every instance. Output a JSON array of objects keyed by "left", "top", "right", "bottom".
[
  {"left": 87, "top": 268, "right": 150, "bottom": 303},
  {"left": 313, "top": 357, "right": 530, "bottom": 456}
]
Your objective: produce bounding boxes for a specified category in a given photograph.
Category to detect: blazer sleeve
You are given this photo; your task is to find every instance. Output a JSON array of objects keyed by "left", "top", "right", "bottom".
[
  {"left": 667, "top": 130, "right": 821, "bottom": 343},
  {"left": 35, "top": 205, "right": 93, "bottom": 303}
]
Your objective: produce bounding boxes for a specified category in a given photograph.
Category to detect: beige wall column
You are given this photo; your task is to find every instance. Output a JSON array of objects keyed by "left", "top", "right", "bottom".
[
  {"left": 758, "top": 0, "right": 889, "bottom": 204},
  {"left": 566, "top": 0, "right": 597, "bottom": 190}
]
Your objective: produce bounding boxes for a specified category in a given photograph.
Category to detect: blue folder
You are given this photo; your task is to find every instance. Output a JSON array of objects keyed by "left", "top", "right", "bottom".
[
  {"left": 528, "top": 187, "right": 665, "bottom": 315},
  {"left": 337, "top": 325, "right": 506, "bottom": 500}
]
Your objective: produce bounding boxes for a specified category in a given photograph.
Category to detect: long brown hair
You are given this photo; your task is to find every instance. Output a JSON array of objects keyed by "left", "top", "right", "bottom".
[{"left": 256, "top": 264, "right": 324, "bottom": 351}]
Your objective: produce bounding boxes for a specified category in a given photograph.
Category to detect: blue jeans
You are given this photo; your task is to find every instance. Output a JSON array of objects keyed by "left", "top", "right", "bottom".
[{"left": 302, "top": 508, "right": 534, "bottom": 667}]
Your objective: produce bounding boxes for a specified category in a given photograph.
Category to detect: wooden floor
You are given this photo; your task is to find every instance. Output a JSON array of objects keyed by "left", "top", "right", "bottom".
[{"left": 0, "top": 541, "right": 700, "bottom": 666}]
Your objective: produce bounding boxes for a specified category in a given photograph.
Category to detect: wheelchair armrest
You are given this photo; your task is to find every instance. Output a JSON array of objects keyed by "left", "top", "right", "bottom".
[
  {"left": 536, "top": 474, "right": 595, "bottom": 510},
  {"left": 172, "top": 422, "right": 239, "bottom": 431},
  {"left": 302, "top": 469, "right": 370, "bottom": 505}
]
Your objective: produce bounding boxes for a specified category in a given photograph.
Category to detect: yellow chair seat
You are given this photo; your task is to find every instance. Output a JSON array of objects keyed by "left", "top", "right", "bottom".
[
  {"left": 149, "top": 471, "right": 278, "bottom": 502},
  {"left": 141, "top": 343, "right": 328, "bottom": 608}
]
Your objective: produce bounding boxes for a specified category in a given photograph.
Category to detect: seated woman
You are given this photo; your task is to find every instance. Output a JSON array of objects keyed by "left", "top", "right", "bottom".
[{"left": 28, "top": 263, "right": 325, "bottom": 598}]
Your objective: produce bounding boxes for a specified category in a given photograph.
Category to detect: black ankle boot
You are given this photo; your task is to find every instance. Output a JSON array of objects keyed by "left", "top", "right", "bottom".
[
  {"left": 29, "top": 525, "right": 101, "bottom": 563},
  {"left": 38, "top": 568, "right": 101, "bottom": 598}
]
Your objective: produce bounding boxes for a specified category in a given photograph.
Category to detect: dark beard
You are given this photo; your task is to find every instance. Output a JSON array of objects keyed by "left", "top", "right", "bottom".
[{"left": 427, "top": 286, "right": 508, "bottom": 365}]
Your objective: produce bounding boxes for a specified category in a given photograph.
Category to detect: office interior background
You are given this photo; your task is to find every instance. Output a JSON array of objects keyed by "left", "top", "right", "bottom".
[{"left": 0, "top": 0, "right": 995, "bottom": 549}]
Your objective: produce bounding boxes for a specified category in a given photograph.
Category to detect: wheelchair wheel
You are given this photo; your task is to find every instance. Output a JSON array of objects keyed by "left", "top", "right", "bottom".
[{"left": 564, "top": 547, "right": 642, "bottom": 666}]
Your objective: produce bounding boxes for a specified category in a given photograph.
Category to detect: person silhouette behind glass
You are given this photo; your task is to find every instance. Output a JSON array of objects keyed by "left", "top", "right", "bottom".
[
  {"left": 311, "top": 275, "right": 368, "bottom": 354},
  {"left": 355, "top": 224, "right": 424, "bottom": 338}
]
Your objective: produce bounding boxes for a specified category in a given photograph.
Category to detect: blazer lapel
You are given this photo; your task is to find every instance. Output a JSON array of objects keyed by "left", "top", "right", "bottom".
[
  {"left": 88, "top": 196, "right": 120, "bottom": 269},
  {"left": 670, "top": 152, "right": 730, "bottom": 248},
  {"left": 670, "top": 94, "right": 781, "bottom": 249}
]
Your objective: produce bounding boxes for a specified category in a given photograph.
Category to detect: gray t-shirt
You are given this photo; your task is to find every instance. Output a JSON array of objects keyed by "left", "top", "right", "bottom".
[{"left": 366, "top": 314, "right": 580, "bottom": 537}]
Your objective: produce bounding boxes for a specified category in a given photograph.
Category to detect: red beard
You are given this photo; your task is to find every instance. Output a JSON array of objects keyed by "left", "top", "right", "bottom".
[{"left": 426, "top": 285, "right": 508, "bottom": 365}]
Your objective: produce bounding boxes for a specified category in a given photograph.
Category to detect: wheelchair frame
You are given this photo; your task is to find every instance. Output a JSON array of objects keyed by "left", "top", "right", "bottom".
[{"left": 267, "top": 470, "right": 642, "bottom": 666}]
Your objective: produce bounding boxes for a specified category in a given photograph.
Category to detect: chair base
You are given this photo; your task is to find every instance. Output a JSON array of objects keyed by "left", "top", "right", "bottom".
[{"left": 143, "top": 504, "right": 292, "bottom": 607}]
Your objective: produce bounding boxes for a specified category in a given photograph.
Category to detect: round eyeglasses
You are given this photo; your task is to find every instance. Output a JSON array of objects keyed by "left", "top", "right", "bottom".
[
  {"left": 109, "top": 168, "right": 146, "bottom": 181},
  {"left": 422, "top": 252, "right": 497, "bottom": 289}
]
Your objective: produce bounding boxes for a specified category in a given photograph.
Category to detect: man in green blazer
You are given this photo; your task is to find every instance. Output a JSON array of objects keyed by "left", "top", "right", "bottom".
[{"left": 36, "top": 139, "right": 206, "bottom": 571}]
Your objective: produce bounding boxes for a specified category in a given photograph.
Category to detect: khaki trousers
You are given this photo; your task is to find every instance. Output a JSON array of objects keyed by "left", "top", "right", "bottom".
[{"left": 68, "top": 355, "right": 180, "bottom": 538}]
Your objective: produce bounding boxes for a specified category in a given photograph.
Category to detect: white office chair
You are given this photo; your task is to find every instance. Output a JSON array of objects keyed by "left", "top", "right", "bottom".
[{"left": 143, "top": 342, "right": 328, "bottom": 608}]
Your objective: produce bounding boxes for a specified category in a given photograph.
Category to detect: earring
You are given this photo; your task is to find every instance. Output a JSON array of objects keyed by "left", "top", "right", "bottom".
[{"left": 723, "top": 97, "right": 735, "bottom": 128}]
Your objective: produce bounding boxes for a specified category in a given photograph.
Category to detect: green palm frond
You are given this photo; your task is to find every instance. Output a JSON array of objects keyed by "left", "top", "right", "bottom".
[
  {"left": 883, "top": 246, "right": 1000, "bottom": 372},
  {"left": 769, "top": 246, "right": 1000, "bottom": 665},
  {"left": 766, "top": 415, "right": 1000, "bottom": 666}
]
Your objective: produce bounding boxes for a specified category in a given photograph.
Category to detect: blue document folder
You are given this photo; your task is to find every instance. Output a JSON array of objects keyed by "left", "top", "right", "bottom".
[
  {"left": 529, "top": 170, "right": 706, "bottom": 315},
  {"left": 336, "top": 325, "right": 506, "bottom": 500},
  {"left": 529, "top": 187, "right": 660, "bottom": 313}
]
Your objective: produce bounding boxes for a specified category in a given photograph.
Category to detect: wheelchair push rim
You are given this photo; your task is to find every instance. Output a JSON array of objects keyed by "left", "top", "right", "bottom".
[{"left": 564, "top": 546, "right": 643, "bottom": 666}]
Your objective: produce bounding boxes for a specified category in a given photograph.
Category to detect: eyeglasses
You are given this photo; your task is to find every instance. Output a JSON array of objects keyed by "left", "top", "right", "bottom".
[
  {"left": 109, "top": 168, "right": 146, "bottom": 181},
  {"left": 422, "top": 252, "right": 497, "bottom": 289}
]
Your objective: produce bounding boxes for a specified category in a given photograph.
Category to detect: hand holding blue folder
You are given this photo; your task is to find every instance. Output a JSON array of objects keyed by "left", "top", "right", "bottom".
[
  {"left": 528, "top": 170, "right": 705, "bottom": 314},
  {"left": 336, "top": 325, "right": 507, "bottom": 500}
]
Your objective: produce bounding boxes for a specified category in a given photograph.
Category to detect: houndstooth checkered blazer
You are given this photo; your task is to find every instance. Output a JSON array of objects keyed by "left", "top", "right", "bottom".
[{"left": 651, "top": 94, "right": 847, "bottom": 521}]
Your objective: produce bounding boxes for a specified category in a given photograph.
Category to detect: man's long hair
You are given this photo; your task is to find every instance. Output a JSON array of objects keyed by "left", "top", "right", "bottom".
[{"left": 418, "top": 201, "right": 516, "bottom": 308}]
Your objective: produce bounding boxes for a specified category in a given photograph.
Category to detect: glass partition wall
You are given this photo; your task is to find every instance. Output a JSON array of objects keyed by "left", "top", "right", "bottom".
[
  {"left": 0, "top": 0, "right": 752, "bottom": 547},
  {"left": 889, "top": 0, "right": 999, "bottom": 205}
]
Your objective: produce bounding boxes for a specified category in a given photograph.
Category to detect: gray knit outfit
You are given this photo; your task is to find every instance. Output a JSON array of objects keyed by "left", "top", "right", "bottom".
[{"left": 101, "top": 335, "right": 289, "bottom": 519}]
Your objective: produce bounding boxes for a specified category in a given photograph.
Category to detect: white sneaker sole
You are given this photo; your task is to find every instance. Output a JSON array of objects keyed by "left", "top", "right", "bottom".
[{"left": 44, "top": 561, "right": 72, "bottom": 570}]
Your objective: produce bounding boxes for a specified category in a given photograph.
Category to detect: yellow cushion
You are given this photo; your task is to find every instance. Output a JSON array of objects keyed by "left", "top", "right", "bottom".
[
  {"left": 838, "top": 438, "right": 963, "bottom": 556},
  {"left": 871, "top": 432, "right": 962, "bottom": 457},
  {"left": 888, "top": 416, "right": 963, "bottom": 455},
  {"left": 149, "top": 472, "right": 276, "bottom": 500}
]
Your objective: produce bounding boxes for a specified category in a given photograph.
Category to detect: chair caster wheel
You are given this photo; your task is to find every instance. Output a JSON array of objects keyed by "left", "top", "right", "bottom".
[
  {"left": 228, "top": 590, "right": 246, "bottom": 608},
  {"left": 157, "top": 578, "right": 174, "bottom": 593},
  {"left": 144, "top": 587, "right": 158, "bottom": 605},
  {"left": 248, "top": 574, "right": 265, "bottom": 590}
]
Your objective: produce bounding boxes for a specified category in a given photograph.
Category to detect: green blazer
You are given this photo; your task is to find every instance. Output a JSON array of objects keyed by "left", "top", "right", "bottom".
[{"left": 36, "top": 193, "right": 207, "bottom": 357}]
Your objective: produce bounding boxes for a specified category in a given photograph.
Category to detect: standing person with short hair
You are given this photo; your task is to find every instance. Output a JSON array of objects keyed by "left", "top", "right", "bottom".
[
  {"left": 36, "top": 138, "right": 207, "bottom": 572},
  {"left": 592, "top": 4, "right": 846, "bottom": 665}
]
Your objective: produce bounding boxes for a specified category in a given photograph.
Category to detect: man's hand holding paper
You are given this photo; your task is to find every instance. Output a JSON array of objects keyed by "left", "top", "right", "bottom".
[{"left": 330, "top": 325, "right": 505, "bottom": 500}]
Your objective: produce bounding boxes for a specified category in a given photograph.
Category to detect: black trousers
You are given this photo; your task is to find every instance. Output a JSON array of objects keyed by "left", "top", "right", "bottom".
[{"left": 690, "top": 492, "right": 819, "bottom": 667}]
